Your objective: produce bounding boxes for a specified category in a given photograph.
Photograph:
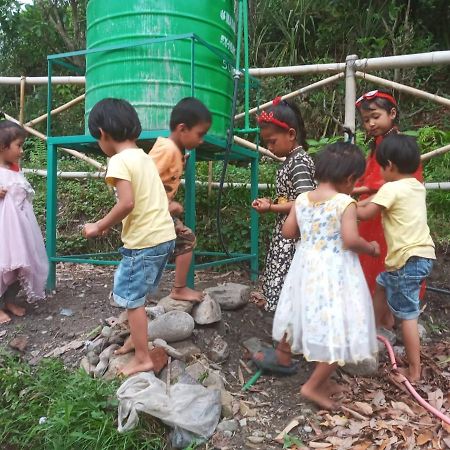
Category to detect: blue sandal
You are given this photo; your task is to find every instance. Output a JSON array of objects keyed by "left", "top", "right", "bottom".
[{"left": 251, "top": 348, "right": 299, "bottom": 376}]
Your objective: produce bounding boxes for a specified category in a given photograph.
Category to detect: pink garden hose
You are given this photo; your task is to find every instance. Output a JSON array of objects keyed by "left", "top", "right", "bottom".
[{"left": 377, "top": 334, "right": 450, "bottom": 425}]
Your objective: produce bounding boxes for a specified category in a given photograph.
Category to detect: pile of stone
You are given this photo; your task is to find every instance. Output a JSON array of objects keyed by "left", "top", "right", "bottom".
[{"left": 80, "top": 282, "right": 249, "bottom": 419}]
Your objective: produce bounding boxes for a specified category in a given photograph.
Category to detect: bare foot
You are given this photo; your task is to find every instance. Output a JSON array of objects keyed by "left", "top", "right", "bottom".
[
  {"left": 115, "top": 336, "right": 135, "bottom": 355},
  {"left": 119, "top": 356, "right": 155, "bottom": 377},
  {"left": 300, "top": 384, "right": 338, "bottom": 410},
  {"left": 0, "top": 309, "right": 11, "bottom": 324},
  {"left": 4, "top": 303, "right": 26, "bottom": 317},
  {"left": 170, "top": 286, "right": 204, "bottom": 302},
  {"left": 397, "top": 366, "right": 421, "bottom": 383}
]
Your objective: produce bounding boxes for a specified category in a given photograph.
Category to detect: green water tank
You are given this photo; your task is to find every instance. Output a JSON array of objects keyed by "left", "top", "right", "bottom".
[{"left": 85, "top": 1, "right": 236, "bottom": 138}]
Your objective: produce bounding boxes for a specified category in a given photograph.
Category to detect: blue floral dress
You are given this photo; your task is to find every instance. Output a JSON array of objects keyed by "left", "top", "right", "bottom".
[{"left": 272, "top": 192, "right": 378, "bottom": 365}]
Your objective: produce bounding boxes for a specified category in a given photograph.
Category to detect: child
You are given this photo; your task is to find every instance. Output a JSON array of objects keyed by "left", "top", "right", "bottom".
[
  {"left": 271, "top": 142, "right": 379, "bottom": 410},
  {"left": 0, "top": 120, "right": 48, "bottom": 324},
  {"left": 357, "top": 135, "right": 435, "bottom": 382},
  {"left": 83, "top": 99, "right": 176, "bottom": 377},
  {"left": 353, "top": 89, "right": 423, "bottom": 328},
  {"left": 252, "top": 98, "right": 316, "bottom": 312},
  {"left": 150, "top": 97, "right": 211, "bottom": 302}
]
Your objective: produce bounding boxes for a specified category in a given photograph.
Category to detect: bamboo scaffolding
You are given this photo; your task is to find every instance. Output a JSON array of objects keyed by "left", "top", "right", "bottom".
[
  {"left": 356, "top": 72, "right": 450, "bottom": 108},
  {"left": 0, "top": 76, "right": 85, "bottom": 85},
  {"left": 25, "top": 94, "right": 86, "bottom": 127},
  {"left": 21, "top": 168, "right": 450, "bottom": 191},
  {"left": 233, "top": 135, "right": 283, "bottom": 161},
  {"left": 19, "top": 76, "right": 26, "bottom": 124},
  {"left": 3, "top": 112, "right": 106, "bottom": 170},
  {"left": 421, "top": 143, "right": 450, "bottom": 162},
  {"left": 235, "top": 73, "right": 344, "bottom": 119}
]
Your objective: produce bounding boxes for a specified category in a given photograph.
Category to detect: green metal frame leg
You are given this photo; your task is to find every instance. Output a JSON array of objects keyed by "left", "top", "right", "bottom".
[
  {"left": 250, "top": 155, "right": 259, "bottom": 281},
  {"left": 46, "top": 143, "right": 57, "bottom": 291},
  {"left": 184, "top": 149, "right": 197, "bottom": 288}
]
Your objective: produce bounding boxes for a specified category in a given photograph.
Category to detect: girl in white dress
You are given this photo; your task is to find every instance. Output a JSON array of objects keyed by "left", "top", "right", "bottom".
[{"left": 272, "top": 142, "right": 379, "bottom": 409}]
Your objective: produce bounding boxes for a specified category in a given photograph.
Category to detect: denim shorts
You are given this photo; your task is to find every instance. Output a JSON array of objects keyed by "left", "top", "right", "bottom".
[
  {"left": 376, "top": 257, "right": 433, "bottom": 320},
  {"left": 113, "top": 240, "right": 175, "bottom": 309}
]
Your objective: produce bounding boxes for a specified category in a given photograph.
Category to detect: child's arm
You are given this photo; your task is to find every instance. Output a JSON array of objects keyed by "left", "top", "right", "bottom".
[
  {"left": 252, "top": 198, "right": 293, "bottom": 214},
  {"left": 169, "top": 200, "right": 183, "bottom": 217},
  {"left": 281, "top": 204, "right": 300, "bottom": 239},
  {"left": 352, "top": 186, "right": 371, "bottom": 196},
  {"left": 357, "top": 201, "right": 383, "bottom": 221},
  {"left": 341, "top": 203, "right": 380, "bottom": 256},
  {"left": 84, "top": 179, "right": 134, "bottom": 237}
]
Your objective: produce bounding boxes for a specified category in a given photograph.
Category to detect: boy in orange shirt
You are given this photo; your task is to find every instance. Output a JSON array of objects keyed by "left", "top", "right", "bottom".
[{"left": 150, "top": 97, "right": 211, "bottom": 302}]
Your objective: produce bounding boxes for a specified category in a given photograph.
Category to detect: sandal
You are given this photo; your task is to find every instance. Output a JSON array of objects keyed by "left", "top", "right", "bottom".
[{"left": 251, "top": 347, "right": 299, "bottom": 376}]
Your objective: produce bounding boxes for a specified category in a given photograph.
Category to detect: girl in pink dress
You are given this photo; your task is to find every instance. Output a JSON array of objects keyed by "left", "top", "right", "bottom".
[{"left": 0, "top": 120, "right": 48, "bottom": 324}]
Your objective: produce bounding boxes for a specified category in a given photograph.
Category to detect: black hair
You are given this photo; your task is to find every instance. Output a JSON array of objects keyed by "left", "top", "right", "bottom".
[
  {"left": 170, "top": 97, "right": 212, "bottom": 131},
  {"left": 0, "top": 120, "right": 27, "bottom": 149},
  {"left": 258, "top": 100, "right": 308, "bottom": 150},
  {"left": 376, "top": 134, "right": 420, "bottom": 174},
  {"left": 88, "top": 98, "right": 142, "bottom": 142},
  {"left": 356, "top": 89, "right": 400, "bottom": 124},
  {"left": 314, "top": 142, "right": 366, "bottom": 183}
]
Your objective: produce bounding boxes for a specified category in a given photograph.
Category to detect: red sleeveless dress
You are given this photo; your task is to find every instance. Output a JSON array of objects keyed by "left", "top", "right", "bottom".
[{"left": 357, "top": 131, "right": 424, "bottom": 297}]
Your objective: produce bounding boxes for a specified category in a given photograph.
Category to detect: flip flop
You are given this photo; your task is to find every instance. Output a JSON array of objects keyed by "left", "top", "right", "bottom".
[{"left": 251, "top": 348, "right": 299, "bottom": 376}]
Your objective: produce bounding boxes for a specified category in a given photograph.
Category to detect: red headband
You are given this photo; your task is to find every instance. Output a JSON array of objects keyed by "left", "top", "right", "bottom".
[
  {"left": 257, "top": 110, "right": 290, "bottom": 130},
  {"left": 355, "top": 90, "right": 397, "bottom": 107}
]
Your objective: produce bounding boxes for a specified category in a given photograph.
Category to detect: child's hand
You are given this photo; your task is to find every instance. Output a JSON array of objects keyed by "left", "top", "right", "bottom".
[
  {"left": 83, "top": 223, "right": 102, "bottom": 238},
  {"left": 369, "top": 241, "right": 380, "bottom": 257},
  {"left": 252, "top": 198, "right": 271, "bottom": 213},
  {"left": 169, "top": 201, "right": 184, "bottom": 217},
  {"left": 0, "top": 187, "right": 7, "bottom": 198}
]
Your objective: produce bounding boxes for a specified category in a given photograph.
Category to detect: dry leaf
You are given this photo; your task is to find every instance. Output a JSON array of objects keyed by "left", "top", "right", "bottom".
[
  {"left": 354, "top": 401, "right": 373, "bottom": 416},
  {"left": 326, "top": 436, "right": 354, "bottom": 449},
  {"left": 442, "top": 420, "right": 450, "bottom": 433},
  {"left": 391, "top": 401, "right": 415, "bottom": 417},
  {"left": 351, "top": 442, "right": 371, "bottom": 450},
  {"left": 238, "top": 366, "right": 245, "bottom": 386},
  {"left": 372, "top": 390, "right": 386, "bottom": 407},
  {"left": 309, "top": 442, "right": 332, "bottom": 448},
  {"left": 417, "top": 430, "right": 433, "bottom": 446},
  {"left": 274, "top": 418, "right": 300, "bottom": 443},
  {"left": 239, "top": 400, "right": 257, "bottom": 417},
  {"left": 428, "top": 389, "right": 444, "bottom": 410}
]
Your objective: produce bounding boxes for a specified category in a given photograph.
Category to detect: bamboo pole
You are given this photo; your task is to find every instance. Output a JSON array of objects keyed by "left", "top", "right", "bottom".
[
  {"left": 19, "top": 76, "right": 26, "bottom": 124},
  {"left": 233, "top": 135, "right": 283, "bottom": 162},
  {"left": 235, "top": 73, "right": 344, "bottom": 120},
  {"left": 25, "top": 94, "right": 86, "bottom": 128},
  {"left": 421, "top": 143, "right": 450, "bottom": 162},
  {"left": 0, "top": 76, "right": 85, "bottom": 85},
  {"left": 356, "top": 72, "right": 450, "bottom": 108},
  {"left": 22, "top": 168, "right": 104, "bottom": 179},
  {"left": 344, "top": 55, "right": 358, "bottom": 142},
  {"left": 3, "top": 112, "right": 106, "bottom": 170}
]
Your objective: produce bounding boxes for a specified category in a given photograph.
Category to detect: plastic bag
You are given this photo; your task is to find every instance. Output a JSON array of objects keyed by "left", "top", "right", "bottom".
[{"left": 117, "top": 372, "right": 221, "bottom": 441}]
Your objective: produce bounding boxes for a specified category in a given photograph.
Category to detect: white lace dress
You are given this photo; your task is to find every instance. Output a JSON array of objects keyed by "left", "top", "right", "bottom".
[
  {"left": 272, "top": 192, "right": 378, "bottom": 365},
  {"left": 0, "top": 167, "right": 48, "bottom": 301}
]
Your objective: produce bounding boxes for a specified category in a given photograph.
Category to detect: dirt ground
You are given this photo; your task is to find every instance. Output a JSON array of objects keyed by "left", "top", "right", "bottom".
[{"left": 1, "top": 248, "right": 449, "bottom": 449}]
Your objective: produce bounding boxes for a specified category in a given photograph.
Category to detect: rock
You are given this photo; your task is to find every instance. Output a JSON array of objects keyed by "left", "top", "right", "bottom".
[
  {"left": 242, "top": 337, "right": 264, "bottom": 355},
  {"left": 109, "top": 292, "right": 121, "bottom": 308},
  {"left": 95, "top": 344, "right": 119, "bottom": 378},
  {"left": 208, "top": 335, "right": 230, "bottom": 363},
  {"left": 101, "top": 326, "right": 113, "bottom": 338},
  {"left": 157, "top": 296, "right": 194, "bottom": 313},
  {"left": 220, "top": 390, "right": 234, "bottom": 419},
  {"left": 185, "top": 361, "right": 210, "bottom": 383},
  {"left": 239, "top": 418, "right": 247, "bottom": 427},
  {"left": 59, "top": 308, "right": 73, "bottom": 317},
  {"left": 80, "top": 356, "right": 95, "bottom": 375},
  {"left": 86, "top": 351, "right": 100, "bottom": 366},
  {"left": 117, "top": 310, "right": 128, "bottom": 324},
  {"left": 303, "top": 425, "right": 313, "bottom": 433},
  {"left": 145, "top": 305, "right": 165, "bottom": 318},
  {"left": 85, "top": 337, "right": 106, "bottom": 355},
  {"left": 342, "top": 355, "right": 379, "bottom": 377},
  {"left": 107, "top": 334, "right": 125, "bottom": 346},
  {"left": 191, "top": 294, "right": 221, "bottom": 325},
  {"left": 205, "top": 283, "right": 250, "bottom": 310},
  {"left": 159, "top": 359, "right": 186, "bottom": 385},
  {"left": 247, "top": 436, "right": 264, "bottom": 444},
  {"left": 169, "top": 340, "right": 201, "bottom": 361},
  {"left": 148, "top": 311, "right": 195, "bottom": 343},
  {"left": 418, "top": 323, "right": 427, "bottom": 340},
  {"left": 9, "top": 335, "right": 29, "bottom": 352},
  {"left": 217, "top": 419, "right": 238, "bottom": 433},
  {"left": 103, "top": 352, "right": 134, "bottom": 380},
  {"left": 153, "top": 338, "right": 184, "bottom": 360},
  {"left": 377, "top": 327, "right": 397, "bottom": 351},
  {"left": 393, "top": 345, "right": 406, "bottom": 358}
]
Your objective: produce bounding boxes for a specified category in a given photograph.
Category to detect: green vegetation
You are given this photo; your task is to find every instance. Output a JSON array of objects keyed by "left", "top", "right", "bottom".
[{"left": 0, "top": 354, "right": 166, "bottom": 450}]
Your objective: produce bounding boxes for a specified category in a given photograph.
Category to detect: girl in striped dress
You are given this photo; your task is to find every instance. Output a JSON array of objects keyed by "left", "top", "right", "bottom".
[{"left": 252, "top": 99, "right": 316, "bottom": 312}]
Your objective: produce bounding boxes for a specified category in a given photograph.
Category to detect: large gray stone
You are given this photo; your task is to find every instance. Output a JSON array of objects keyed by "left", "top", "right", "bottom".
[
  {"left": 170, "top": 340, "right": 201, "bottom": 360},
  {"left": 148, "top": 311, "right": 195, "bottom": 343},
  {"left": 103, "top": 352, "right": 134, "bottom": 380},
  {"left": 157, "top": 295, "right": 194, "bottom": 313},
  {"left": 192, "top": 294, "right": 222, "bottom": 325},
  {"left": 342, "top": 355, "right": 379, "bottom": 377},
  {"left": 208, "top": 335, "right": 230, "bottom": 363},
  {"left": 153, "top": 338, "right": 184, "bottom": 360},
  {"left": 158, "top": 359, "right": 186, "bottom": 385},
  {"left": 205, "top": 283, "right": 250, "bottom": 310}
]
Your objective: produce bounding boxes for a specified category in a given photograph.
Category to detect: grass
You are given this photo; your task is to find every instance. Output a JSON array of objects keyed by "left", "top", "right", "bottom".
[{"left": 0, "top": 354, "right": 167, "bottom": 450}]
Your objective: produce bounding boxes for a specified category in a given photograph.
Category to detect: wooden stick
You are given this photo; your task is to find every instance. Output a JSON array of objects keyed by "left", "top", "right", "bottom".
[
  {"left": 19, "top": 76, "right": 26, "bottom": 124},
  {"left": 207, "top": 161, "right": 213, "bottom": 197},
  {"left": 421, "top": 143, "right": 450, "bottom": 161},
  {"left": 2, "top": 112, "right": 106, "bottom": 170},
  {"left": 25, "top": 94, "right": 85, "bottom": 127}
]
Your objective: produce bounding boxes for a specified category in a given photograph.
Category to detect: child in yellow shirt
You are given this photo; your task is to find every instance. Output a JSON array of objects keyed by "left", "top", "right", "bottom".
[{"left": 358, "top": 134, "right": 435, "bottom": 382}]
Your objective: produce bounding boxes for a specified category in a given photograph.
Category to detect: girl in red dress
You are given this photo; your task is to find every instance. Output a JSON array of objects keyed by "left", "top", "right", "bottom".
[{"left": 354, "top": 90, "right": 424, "bottom": 329}]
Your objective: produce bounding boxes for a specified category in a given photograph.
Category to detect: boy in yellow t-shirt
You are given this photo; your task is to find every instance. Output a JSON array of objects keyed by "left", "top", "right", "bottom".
[
  {"left": 83, "top": 98, "right": 176, "bottom": 377},
  {"left": 150, "top": 97, "right": 211, "bottom": 302},
  {"left": 358, "top": 134, "right": 435, "bottom": 383}
]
